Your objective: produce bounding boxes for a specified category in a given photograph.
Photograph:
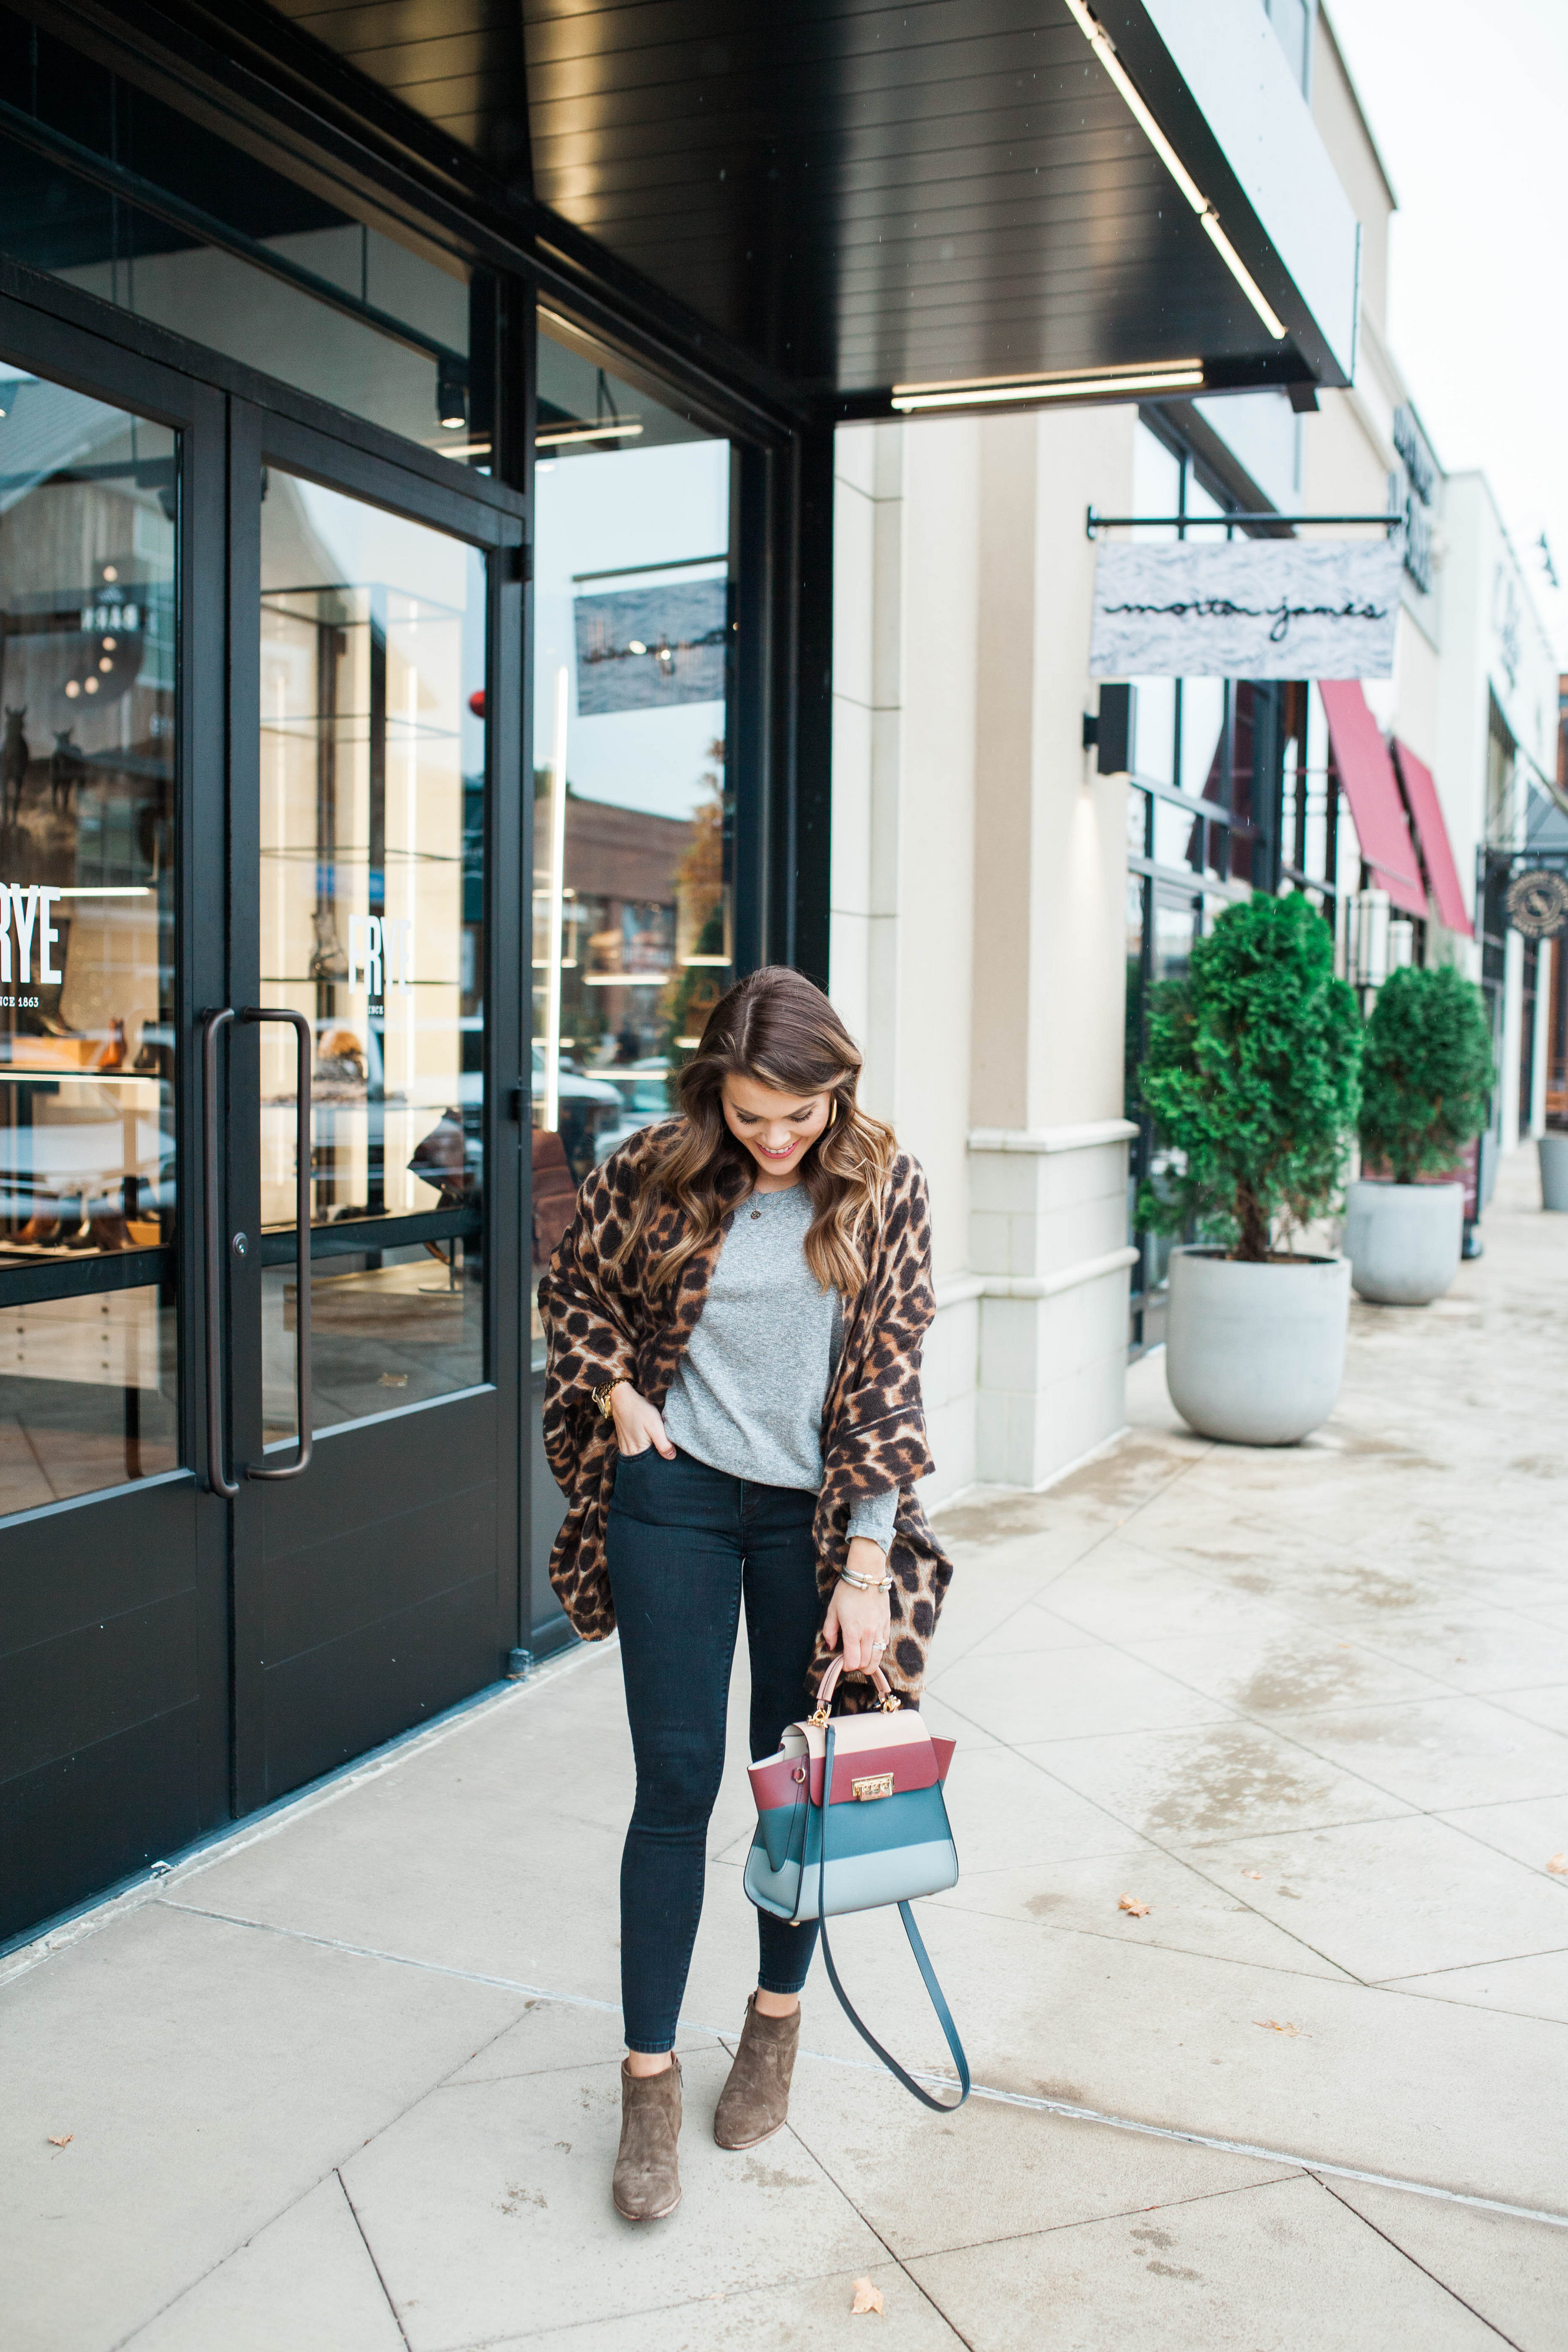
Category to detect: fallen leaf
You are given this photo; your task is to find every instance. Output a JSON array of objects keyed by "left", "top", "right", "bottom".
[
  {"left": 1547, "top": 1854, "right": 1567, "bottom": 1876},
  {"left": 1255, "top": 2020, "right": 1300, "bottom": 2037},
  {"left": 851, "top": 2278, "right": 885, "bottom": 2316},
  {"left": 1118, "top": 1894, "right": 1151, "bottom": 1916},
  {"left": 47, "top": 2134, "right": 72, "bottom": 2147},
  {"left": 1241, "top": 1870, "right": 1262, "bottom": 1882}
]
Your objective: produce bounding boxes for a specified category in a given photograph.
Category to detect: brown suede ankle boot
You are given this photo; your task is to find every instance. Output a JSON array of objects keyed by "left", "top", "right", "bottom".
[
  {"left": 713, "top": 1996, "right": 800, "bottom": 2150},
  {"left": 613, "top": 2056, "right": 683, "bottom": 2222}
]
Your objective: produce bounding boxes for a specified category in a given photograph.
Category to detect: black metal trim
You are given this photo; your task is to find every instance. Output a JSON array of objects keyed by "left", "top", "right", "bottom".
[
  {"left": 259, "top": 1208, "right": 483, "bottom": 1269},
  {"left": 1127, "top": 770, "right": 1251, "bottom": 826},
  {"left": 0, "top": 93, "right": 466, "bottom": 369},
  {"left": 0, "top": 1245, "right": 173, "bottom": 1309},
  {"left": 1280, "top": 862, "right": 1341, "bottom": 898},
  {"left": 1087, "top": 506, "right": 1403, "bottom": 537},
  {"left": 792, "top": 425, "right": 835, "bottom": 991},
  {"left": 250, "top": 402, "right": 521, "bottom": 548},
  {"left": 0, "top": 248, "right": 527, "bottom": 519},
  {"left": 1127, "top": 855, "right": 1251, "bottom": 898}
]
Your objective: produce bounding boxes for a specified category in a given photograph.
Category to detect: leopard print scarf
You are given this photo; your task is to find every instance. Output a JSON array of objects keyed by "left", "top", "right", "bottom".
[{"left": 538, "top": 1121, "right": 952, "bottom": 1711}]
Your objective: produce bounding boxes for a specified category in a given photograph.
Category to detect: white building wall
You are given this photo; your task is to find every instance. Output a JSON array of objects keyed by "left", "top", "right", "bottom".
[
  {"left": 831, "top": 409, "right": 1136, "bottom": 1508},
  {"left": 831, "top": 418, "right": 983, "bottom": 1499}
]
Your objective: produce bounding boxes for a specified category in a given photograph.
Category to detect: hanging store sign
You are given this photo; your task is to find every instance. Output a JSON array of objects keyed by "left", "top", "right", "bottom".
[
  {"left": 573, "top": 580, "right": 727, "bottom": 716},
  {"left": 1503, "top": 867, "right": 1568, "bottom": 940},
  {"left": 1089, "top": 540, "right": 1401, "bottom": 679}
]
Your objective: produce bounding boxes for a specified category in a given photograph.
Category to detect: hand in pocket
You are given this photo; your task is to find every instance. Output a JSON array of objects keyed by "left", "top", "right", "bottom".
[{"left": 609, "top": 1384, "right": 676, "bottom": 1459}]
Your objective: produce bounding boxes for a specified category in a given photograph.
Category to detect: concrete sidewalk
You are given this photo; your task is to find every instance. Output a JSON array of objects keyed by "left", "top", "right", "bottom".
[{"left": 6, "top": 1152, "right": 1568, "bottom": 2351}]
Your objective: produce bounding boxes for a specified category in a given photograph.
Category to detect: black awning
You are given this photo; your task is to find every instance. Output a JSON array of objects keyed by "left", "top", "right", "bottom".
[{"left": 268, "top": 0, "right": 1360, "bottom": 412}]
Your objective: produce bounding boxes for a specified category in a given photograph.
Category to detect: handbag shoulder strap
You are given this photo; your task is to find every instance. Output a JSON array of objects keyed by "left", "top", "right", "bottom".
[{"left": 818, "top": 1722, "right": 970, "bottom": 2113}]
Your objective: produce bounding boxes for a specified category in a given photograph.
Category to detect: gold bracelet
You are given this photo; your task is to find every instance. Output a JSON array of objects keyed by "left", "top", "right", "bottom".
[{"left": 592, "top": 1379, "right": 627, "bottom": 1419}]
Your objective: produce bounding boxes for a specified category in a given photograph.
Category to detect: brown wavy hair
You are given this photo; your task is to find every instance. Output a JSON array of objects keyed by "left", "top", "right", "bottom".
[{"left": 617, "top": 965, "right": 896, "bottom": 1295}]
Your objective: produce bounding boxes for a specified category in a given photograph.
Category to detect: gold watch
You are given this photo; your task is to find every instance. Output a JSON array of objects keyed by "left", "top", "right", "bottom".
[{"left": 593, "top": 1378, "right": 627, "bottom": 1419}]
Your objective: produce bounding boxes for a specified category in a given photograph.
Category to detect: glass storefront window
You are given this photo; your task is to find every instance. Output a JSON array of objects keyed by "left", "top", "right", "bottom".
[
  {"left": 530, "top": 323, "right": 733, "bottom": 1354},
  {"left": 259, "top": 475, "right": 486, "bottom": 1438},
  {"left": 1131, "top": 675, "right": 1176, "bottom": 787},
  {"left": 1151, "top": 793, "right": 1210, "bottom": 878},
  {"left": 0, "top": 7, "right": 486, "bottom": 468},
  {"left": 0, "top": 365, "right": 178, "bottom": 1499},
  {"left": 1179, "top": 676, "right": 1226, "bottom": 804}
]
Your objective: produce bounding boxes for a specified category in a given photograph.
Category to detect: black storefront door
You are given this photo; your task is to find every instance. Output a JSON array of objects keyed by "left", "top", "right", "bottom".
[
  {"left": 0, "top": 293, "right": 527, "bottom": 1938},
  {"left": 218, "top": 403, "right": 524, "bottom": 1815}
]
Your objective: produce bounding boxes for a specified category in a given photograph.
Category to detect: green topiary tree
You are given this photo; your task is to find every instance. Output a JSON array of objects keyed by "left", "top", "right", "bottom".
[
  {"left": 1138, "top": 892, "right": 1362, "bottom": 1263},
  {"left": 1358, "top": 964, "right": 1495, "bottom": 1185}
]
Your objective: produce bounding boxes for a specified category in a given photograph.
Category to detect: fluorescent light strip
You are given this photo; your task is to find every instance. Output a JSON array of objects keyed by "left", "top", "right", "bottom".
[
  {"left": 535, "top": 420, "right": 643, "bottom": 448},
  {"left": 892, "top": 367, "right": 1203, "bottom": 413},
  {"left": 1199, "top": 213, "right": 1288, "bottom": 341},
  {"left": 1062, "top": 0, "right": 1287, "bottom": 343}
]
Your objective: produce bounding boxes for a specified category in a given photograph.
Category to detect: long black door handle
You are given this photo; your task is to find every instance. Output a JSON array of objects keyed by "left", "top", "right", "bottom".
[
  {"left": 200, "top": 1007, "right": 239, "bottom": 1498},
  {"left": 240, "top": 1007, "right": 313, "bottom": 1481}
]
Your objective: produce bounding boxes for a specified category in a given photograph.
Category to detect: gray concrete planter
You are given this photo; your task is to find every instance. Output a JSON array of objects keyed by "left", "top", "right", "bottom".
[
  {"left": 1345, "top": 1179, "right": 1464, "bottom": 1305},
  {"left": 1540, "top": 1133, "right": 1568, "bottom": 1213},
  {"left": 1165, "top": 1247, "right": 1349, "bottom": 1446}
]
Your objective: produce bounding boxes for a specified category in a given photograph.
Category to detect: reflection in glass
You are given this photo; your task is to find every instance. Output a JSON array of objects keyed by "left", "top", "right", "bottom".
[
  {"left": 1228, "top": 683, "right": 1259, "bottom": 886},
  {"left": 0, "top": 15, "right": 483, "bottom": 468},
  {"left": 0, "top": 1283, "right": 176, "bottom": 1508},
  {"left": 1151, "top": 794, "right": 1205, "bottom": 876},
  {"left": 0, "top": 372, "right": 175, "bottom": 1261},
  {"left": 1142, "top": 887, "right": 1205, "bottom": 1319},
  {"left": 0, "top": 365, "right": 178, "bottom": 1505},
  {"left": 1179, "top": 677, "right": 1226, "bottom": 806},
  {"left": 1131, "top": 676, "right": 1175, "bottom": 785},
  {"left": 531, "top": 326, "right": 733, "bottom": 1359},
  {"left": 260, "top": 476, "right": 485, "bottom": 1435},
  {"left": 261, "top": 1241, "right": 480, "bottom": 1444},
  {"left": 1152, "top": 888, "right": 1199, "bottom": 988}
]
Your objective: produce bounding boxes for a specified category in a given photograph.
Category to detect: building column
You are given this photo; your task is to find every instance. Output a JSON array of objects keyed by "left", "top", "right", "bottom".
[
  {"left": 831, "top": 406, "right": 1139, "bottom": 1501},
  {"left": 964, "top": 405, "right": 1139, "bottom": 1488}
]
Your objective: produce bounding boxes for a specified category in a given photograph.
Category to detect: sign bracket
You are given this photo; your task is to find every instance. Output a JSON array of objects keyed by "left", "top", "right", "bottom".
[{"left": 1086, "top": 507, "right": 1404, "bottom": 542}]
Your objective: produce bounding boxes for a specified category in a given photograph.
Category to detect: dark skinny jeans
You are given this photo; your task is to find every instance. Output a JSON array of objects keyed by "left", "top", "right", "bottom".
[{"left": 606, "top": 1444, "right": 824, "bottom": 2053}]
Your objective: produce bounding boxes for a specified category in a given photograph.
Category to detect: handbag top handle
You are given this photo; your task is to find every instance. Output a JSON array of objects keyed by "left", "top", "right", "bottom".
[{"left": 810, "top": 1656, "right": 904, "bottom": 1726}]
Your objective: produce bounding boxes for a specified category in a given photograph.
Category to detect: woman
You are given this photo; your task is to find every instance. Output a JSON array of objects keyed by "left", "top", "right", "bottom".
[{"left": 539, "top": 965, "right": 952, "bottom": 2223}]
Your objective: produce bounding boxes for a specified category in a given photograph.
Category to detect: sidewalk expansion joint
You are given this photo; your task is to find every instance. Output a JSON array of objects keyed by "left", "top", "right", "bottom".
[{"left": 158, "top": 1897, "right": 1568, "bottom": 2237}]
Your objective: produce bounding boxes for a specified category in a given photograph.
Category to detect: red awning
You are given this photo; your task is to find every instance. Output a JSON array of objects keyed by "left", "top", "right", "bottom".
[
  {"left": 1391, "top": 739, "right": 1474, "bottom": 938},
  {"left": 1318, "top": 681, "right": 1426, "bottom": 918}
]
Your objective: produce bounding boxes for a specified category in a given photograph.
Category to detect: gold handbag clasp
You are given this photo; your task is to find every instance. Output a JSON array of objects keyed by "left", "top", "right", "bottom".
[{"left": 851, "top": 1772, "right": 895, "bottom": 1801}]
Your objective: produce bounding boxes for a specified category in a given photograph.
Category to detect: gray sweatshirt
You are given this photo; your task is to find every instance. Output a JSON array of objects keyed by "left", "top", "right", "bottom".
[{"left": 662, "top": 1182, "right": 898, "bottom": 1551}]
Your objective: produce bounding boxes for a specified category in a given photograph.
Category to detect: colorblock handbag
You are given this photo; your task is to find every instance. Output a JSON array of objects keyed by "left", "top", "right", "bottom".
[{"left": 744, "top": 1658, "right": 970, "bottom": 2112}]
